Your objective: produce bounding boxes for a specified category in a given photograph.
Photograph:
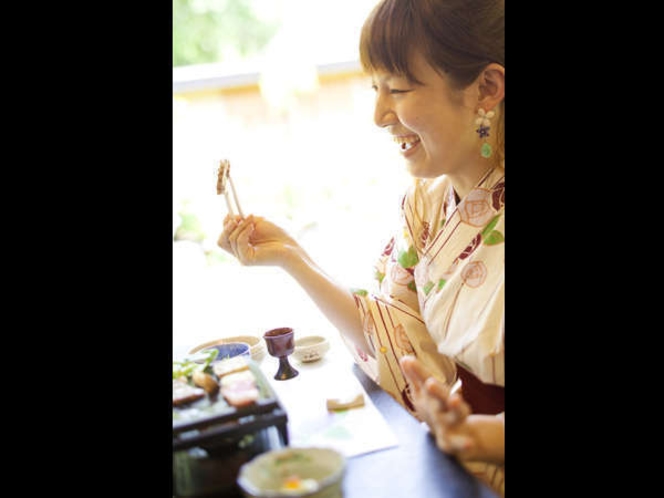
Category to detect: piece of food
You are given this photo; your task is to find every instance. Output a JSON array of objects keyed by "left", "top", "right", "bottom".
[
  {"left": 216, "top": 159, "right": 230, "bottom": 195},
  {"left": 220, "top": 369, "right": 260, "bottom": 407},
  {"left": 281, "top": 475, "right": 318, "bottom": 493},
  {"left": 212, "top": 355, "right": 250, "bottom": 378},
  {"left": 192, "top": 370, "right": 219, "bottom": 395},
  {"left": 219, "top": 369, "right": 254, "bottom": 388},
  {"left": 215, "top": 158, "right": 244, "bottom": 217},
  {"left": 173, "top": 348, "right": 218, "bottom": 379},
  {"left": 173, "top": 378, "right": 206, "bottom": 406},
  {"left": 326, "top": 393, "right": 365, "bottom": 411}
]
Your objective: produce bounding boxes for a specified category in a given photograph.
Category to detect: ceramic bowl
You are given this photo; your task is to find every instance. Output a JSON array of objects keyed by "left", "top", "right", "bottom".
[
  {"left": 193, "top": 342, "right": 250, "bottom": 363},
  {"left": 237, "top": 447, "right": 346, "bottom": 498},
  {"left": 293, "top": 335, "right": 331, "bottom": 363},
  {"left": 189, "top": 335, "right": 266, "bottom": 363}
]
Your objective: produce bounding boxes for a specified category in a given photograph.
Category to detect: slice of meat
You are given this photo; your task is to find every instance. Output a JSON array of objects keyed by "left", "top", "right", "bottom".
[
  {"left": 173, "top": 378, "right": 206, "bottom": 406},
  {"left": 216, "top": 159, "right": 230, "bottom": 195},
  {"left": 220, "top": 370, "right": 260, "bottom": 407}
]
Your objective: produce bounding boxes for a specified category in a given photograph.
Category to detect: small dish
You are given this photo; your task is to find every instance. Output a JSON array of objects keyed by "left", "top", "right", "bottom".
[
  {"left": 197, "top": 342, "right": 250, "bottom": 363},
  {"left": 237, "top": 447, "right": 345, "bottom": 498},
  {"left": 293, "top": 335, "right": 330, "bottom": 363},
  {"left": 190, "top": 335, "right": 266, "bottom": 363}
]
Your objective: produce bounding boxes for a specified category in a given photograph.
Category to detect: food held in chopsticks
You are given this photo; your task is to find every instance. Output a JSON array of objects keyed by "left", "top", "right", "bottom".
[
  {"left": 216, "top": 159, "right": 229, "bottom": 195},
  {"left": 215, "top": 158, "right": 244, "bottom": 217}
]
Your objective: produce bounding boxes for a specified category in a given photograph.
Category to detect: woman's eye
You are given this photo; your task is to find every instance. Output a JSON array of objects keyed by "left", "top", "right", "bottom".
[{"left": 390, "top": 88, "right": 409, "bottom": 94}]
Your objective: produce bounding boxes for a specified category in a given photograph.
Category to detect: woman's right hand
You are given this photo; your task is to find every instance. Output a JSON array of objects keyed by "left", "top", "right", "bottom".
[{"left": 217, "top": 214, "right": 299, "bottom": 268}]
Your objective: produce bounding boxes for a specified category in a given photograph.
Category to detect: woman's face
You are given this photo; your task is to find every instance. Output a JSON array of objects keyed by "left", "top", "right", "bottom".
[{"left": 371, "top": 51, "right": 480, "bottom": 179}]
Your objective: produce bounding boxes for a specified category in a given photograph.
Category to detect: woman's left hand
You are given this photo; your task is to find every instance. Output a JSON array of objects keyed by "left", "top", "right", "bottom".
[
  {"left": 400, "top": 355, "right": 505, "bottom": 465},
  {"left": 400, "top": 355, "right": 474, "bottom": 457}
]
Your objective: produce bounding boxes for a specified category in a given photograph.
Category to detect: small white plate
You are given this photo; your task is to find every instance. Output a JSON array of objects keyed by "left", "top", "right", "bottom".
[{"left": 293, "top": 335, "right": 330, "bottom": 363}]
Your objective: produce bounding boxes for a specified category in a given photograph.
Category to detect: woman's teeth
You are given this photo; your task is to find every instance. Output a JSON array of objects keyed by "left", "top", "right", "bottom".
[{"left": 394, "top": 135, "right": 420, "bottom": 151}]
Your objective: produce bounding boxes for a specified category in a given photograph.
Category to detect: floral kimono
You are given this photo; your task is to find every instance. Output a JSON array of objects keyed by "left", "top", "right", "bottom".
[{"left": 342, "top": 166, "right": 505, "bottom": 495}]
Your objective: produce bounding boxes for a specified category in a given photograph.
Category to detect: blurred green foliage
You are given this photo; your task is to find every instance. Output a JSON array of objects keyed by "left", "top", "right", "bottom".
[
  {"left": 173, "top": 0, "right": 280, "bottom": 67},
  {"left": 174, "top": 201, "right": 206, "bottom": 242}
]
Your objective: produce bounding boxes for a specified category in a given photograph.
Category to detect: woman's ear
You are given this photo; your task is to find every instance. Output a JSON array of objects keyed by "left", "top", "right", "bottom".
[{"left": 477, "top": 63, "right": 505, "bottom": 111}]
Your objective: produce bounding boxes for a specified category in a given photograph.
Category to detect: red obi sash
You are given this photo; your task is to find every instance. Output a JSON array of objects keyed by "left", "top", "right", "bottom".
[{"left": 456, "top": 364, "right": 504, "bottom": 415}]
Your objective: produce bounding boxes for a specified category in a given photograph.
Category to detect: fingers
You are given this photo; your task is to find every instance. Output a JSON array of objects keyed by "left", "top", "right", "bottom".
[
  {"left": 425, "top": 377, "right": 472, "bottom": 426},
  {"left": 423, "top": 375, "right": 451, "bottom": 400},
  {"left": 402, "top": 355, "right": 457, "bottom": 406},
  {"left": 218, "top": 214, "right": 240, "bottom": 252},
  {"left": 400, "top": 355, "right": 431, "bottom": 393},
  {"left": 435, "top": 431, "right": 473, "bottom": 455},
  {"left": 447, "top": 392, "right": 472, "bottom": 422},
  {"left": 218, "top": 214, "right": 252, "bottom": 257},
  {"left": 232, "top": 218, "right": 256, "bottom": 264},
  {"left": 401, "top": 355, "right": 475, "bottom": 458},
  {"left": 402, "top": 355, "right": 451, "bottom": 417},
  {"left": 423, "top": 393, "right": 473, "bottom": 456}
]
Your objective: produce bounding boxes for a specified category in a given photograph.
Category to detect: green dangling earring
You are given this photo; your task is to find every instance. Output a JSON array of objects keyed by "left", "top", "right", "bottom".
[{"left": 475, "top": 108, "right": 495, "bottom": 159}]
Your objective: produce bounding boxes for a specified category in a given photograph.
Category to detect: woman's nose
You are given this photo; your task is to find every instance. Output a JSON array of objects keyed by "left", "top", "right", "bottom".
[{"left": 373, "top": 94, "right": 396, "bottom": 128}]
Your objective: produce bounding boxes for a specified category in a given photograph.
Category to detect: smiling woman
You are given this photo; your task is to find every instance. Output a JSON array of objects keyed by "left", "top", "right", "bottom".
[{"left": 210, "top": 0, "right": 505, "bottom": 496}]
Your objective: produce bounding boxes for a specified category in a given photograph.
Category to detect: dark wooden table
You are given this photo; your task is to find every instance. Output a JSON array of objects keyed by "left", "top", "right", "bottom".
[
  {"left": 173, "top": 362, "right": 499, "bottom": 497},
  {"left": 343, "top": 364, "right": 499, "bottom": 498}
]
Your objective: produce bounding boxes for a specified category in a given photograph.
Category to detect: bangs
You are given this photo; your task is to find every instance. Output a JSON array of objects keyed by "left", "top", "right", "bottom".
[{"left": 359, "top": 0, "right": 422, "bottom": 82}]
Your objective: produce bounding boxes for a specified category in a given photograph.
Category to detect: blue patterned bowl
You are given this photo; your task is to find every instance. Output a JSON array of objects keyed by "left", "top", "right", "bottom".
[{"left": 201, "top": 342, "right": 251, "bottom": 362}]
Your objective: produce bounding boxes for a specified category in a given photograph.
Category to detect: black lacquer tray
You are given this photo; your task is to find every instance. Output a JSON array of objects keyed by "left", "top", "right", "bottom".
[
  {"left": 173, "top": 359, "right": 289, "bottom": 496},
  {"left": 173, "top": 359, "right": 289, "bottom": 452}
]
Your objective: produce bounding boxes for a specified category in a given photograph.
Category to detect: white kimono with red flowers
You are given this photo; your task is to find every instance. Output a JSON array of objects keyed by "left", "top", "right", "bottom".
[{"left": 342, "top": 166, "right": 505, "bottom": 495}]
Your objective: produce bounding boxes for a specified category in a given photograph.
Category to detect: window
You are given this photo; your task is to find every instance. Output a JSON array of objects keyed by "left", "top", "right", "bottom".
[{"left": 173, "top": 0, "right": 407, "bottom": 354}]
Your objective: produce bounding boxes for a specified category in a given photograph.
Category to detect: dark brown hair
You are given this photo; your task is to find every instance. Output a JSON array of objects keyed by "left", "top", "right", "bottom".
[{"left": 360, "top": 0, "right": 504, "bottom": 88}]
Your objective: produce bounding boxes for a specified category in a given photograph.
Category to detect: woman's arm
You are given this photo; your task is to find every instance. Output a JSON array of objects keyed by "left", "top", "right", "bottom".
[{"left": 218, "top": 214, "right": 368, "bottom": 351}]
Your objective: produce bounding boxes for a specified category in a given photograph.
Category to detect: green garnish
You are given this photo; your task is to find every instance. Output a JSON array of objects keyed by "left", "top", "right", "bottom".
[{"left": 173, "top": 348, "right": 219, "bottom": 379}]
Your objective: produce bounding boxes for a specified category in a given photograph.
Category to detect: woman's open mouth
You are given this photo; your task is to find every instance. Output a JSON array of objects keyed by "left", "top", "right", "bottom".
[{"left": 393, "top": 134, "right": 421, "bottom": 154}]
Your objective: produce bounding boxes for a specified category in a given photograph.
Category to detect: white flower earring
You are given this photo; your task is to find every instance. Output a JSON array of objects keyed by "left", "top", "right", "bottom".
[{"left": 475, "top": 107, "right": 495, "bottom": 159}]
